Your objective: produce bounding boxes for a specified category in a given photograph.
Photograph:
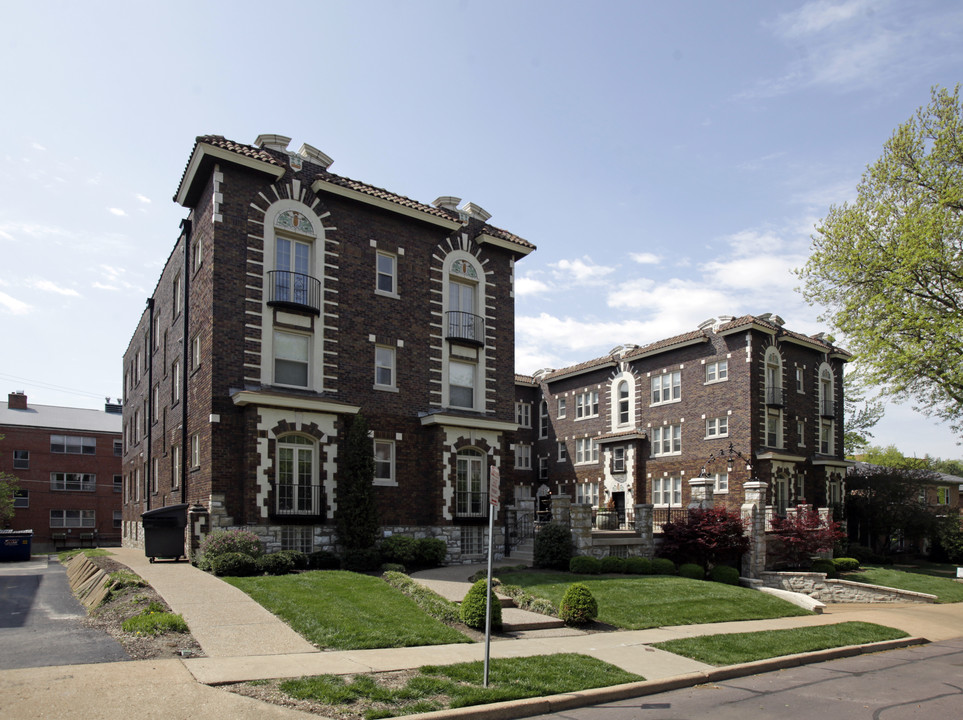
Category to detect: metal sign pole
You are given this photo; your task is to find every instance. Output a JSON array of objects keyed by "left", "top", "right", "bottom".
[{"left": 483, "top": 465, "right": 500, "bottom": 688}]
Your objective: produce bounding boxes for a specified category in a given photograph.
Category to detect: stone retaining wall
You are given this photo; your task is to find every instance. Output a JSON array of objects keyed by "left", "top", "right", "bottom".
[{"left": 760, "top": 571, "right": 936, "bottom": 604}]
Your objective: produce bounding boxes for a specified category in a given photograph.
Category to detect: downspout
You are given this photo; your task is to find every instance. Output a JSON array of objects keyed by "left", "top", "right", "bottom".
[
  {"left": 146, "top": 297, "right": 155, "bottom": 511},
  {"left": 180, "top": 217, "right": 192, "bottom": 506}
]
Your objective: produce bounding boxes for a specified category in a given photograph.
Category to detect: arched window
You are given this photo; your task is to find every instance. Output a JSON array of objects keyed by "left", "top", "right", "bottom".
[
  {"left": 276, "top": 435, "right": 319, "bottom": 516},
  {"left": 539, "top": 400, "right": 548, "bottom": 438},
  {"left": 455, "top": 448, "right": 486, "bottom": 517},
  {"left": 271, "top": 210, "right": 319, "bottom": 311},
  {"left": 444, "top": 254, "right": 485, "bottom": 410},
  {"left": 764, "top": 347, "right": 783, "bottom": 406},
  {"left": 618, "top": 381, "right": 630, "bottom": 425},
  {"left": 819, "top": 366, "right": 834, "bottom": 417}
]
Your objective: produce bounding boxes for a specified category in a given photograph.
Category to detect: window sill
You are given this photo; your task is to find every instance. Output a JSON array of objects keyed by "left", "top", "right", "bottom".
[
  {"left": 373, "top": 479, "right": 398, "bottom": 487},
  {"left": 704, "top": 434, "right": 729, "bottom": 440},
  {"left": 651, "top": 452, "right": 682, "bottom": 458},
  {"left": 374, "top": 289, "right": 400, "bottom": 300},
  {"left": 650, "top": 398, "right": 682, "bottom": 408},
  {"left": 574, "top": 415, "right": 599, "bottom": 421},
  {"left": 374, "top": 385, "right": 399, "bottom": 393},
  {"left": 703, "top": 379, "right": 728, "bottom": 386}
]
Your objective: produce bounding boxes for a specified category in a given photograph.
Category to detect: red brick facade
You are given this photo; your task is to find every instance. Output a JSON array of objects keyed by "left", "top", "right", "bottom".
[
  {"left": 121, "top": 135, "right": 533, "bottom": 561},
  {"left": 1, "top": 393, "right": 122, "bottom": 551}
]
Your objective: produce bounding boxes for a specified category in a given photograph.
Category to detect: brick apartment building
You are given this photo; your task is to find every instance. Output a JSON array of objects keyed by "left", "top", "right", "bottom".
[
  {"left": 121, "top": 134, "right": 534, "bottom": 561},
  {"left": 1, "top": 392, "right": 123, "bottom": 552},
  {"left": 512, "top": 314, "right": 853, "bottom": 527}
]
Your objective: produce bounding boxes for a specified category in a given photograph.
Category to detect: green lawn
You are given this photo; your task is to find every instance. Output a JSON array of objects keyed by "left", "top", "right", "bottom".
[
  {"left": 499, "top": 571, "right": 811, "bottom": 629},
  {"left": 840, "top": 565, "right": 963, "bottom": 603},
  {"left": 277, "top": 654, "right": 642, "bottom": 718},
  {"left": 225, "top": 570, "right": 471, "bottom": 649},
  {"left": 653, "top": 621, "right": 909, "bottom": 666}
]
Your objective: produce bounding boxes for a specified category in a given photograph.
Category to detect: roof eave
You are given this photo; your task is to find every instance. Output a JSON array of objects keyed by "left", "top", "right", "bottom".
[
  {"left": 476, "top": 232, "right": 535, "bottom": 257},
  {"left": 311, "top": 179, "right": 462, "bottom": 230},
  {"left": 175, "top": 142, "right": 286, "bottom": 208}
]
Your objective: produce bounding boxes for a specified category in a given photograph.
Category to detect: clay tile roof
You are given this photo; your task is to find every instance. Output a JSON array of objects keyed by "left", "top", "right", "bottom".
[
  {"left": 515, "top": 374, "right": 537, "bottom": 385},
  {"left": 181, "top": 135, "right": 534, "bottom": 252},
  {"left": 716, "top": 315, "right": 850, "bottom": 355}
]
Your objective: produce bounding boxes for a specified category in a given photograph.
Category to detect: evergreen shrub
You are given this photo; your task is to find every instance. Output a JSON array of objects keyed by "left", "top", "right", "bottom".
[
  {"left": 833, "top": 557, "right": 860, "bottom": 572},
  {"left": 415, "top": 537, "right": 447, "bottom": 567},
  {"left": 600, "top": 555, "right": 626, "bottom": 574},
  {"left": 569, "top": 555, "right": 601, "bottom": 574},
  {"left": 534, "top": 523, "right": 574, "bottom": 570},
  {"left": 209, "top": 552, "right": 258, "bottom": 577},
  {"left": 341, "top": 547, "right": 382, "bottom": 572},
  {"left": 256, "top": 552, "right": 295, "bottom": 576},
  {"left": 678, "top": 563, "right": 705, "bottom": 580},
  {"left": 559, "top": 583, "right": 598, "bottom": 626},
  {"left": 810, "top": 558, "right": 837, "bottom": 577},
  {"left": 624, "top": 556, "right": 653, "bottom": 575},
  {"left": 308, "top": 550, "right": 341, "bottom": 570},
  {"left": 709, "top": 565, "right": 740, "bottom": 585},
  {"left": 460, "top": 579, "right": 502, "bottom": 630},
  {"left": 651, "top": 557, "right": 676, "bottom": 575}
]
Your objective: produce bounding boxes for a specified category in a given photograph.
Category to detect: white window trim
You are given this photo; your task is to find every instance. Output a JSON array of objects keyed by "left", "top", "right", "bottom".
[
  {"left": 712, "top": 471, "right": 729, "bottom": 494},
  {"left": 515, "top": 402, "right": 531, "bottom": 428},
  {"left": 652, "top": 475, "right": 682, "bottom": 507},
  {"left": 651, "top": 424, "right": 682, "bottom": 457},
  {"left": 557, "top": 441, "right": 567, "bottom": 462},
  {"left": 515, "top": 443, "right": 532, "bottom": 470},
  {"left": 650, "top": 371, "right": 682, "bottom": 406},
  {"left": 575, "top": 437, "right": 599, "bottom": 465},
  {"left": 574, "top": 390, "right": 599, "bottom": 420},
  {"left": 190, "top": 434, "right": 200, "bottom": 468},
  {"left": 373, "top": 439, "right": 397, "bottom": 486},
  {"left": 374, "top": 345, "right": 397, "bottom": 391},
  {"left": 705, "top": 416, "right": 728, "bottom": 439},
  {"left": 557, "top": 398, "right": 567, "bottom": 419},
  {"left": 539, "top": 401, "right": 549, "bottom": 439},
  {"left": 375, "top": 250, "right": 399, "bottom": 298},
  {"left": 705, "top": 360, "right": 728, "bottom": 384},
  {"left": 612, "top": 446, "right": 626, "bottom": 473}
]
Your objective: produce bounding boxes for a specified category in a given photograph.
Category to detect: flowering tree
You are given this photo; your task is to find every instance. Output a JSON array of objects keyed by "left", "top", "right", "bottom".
[
  {"left": 769, "top": 507, "right": 845, "bottom": 568},
  {"left": 660, "top": 507, "right": 749, "bottom": 569}
]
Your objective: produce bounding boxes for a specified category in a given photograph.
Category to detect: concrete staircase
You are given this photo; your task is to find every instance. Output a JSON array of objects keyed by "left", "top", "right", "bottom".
[{"left": 505, "top": 538, "right": 534, "bottom": 565}]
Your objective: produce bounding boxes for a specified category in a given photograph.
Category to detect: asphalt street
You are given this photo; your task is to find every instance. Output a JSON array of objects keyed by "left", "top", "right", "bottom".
[
  {"left": 528, "top": 638, "right": 963, "bottom": 720},
  {"left": 0, "top": 556, "right": 129, "bottom": 669}
]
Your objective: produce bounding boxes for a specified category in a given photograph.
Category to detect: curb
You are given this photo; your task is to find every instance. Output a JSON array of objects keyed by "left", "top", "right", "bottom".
[{"left": 400, "top": 637, "right": 929, "bottom": 720}]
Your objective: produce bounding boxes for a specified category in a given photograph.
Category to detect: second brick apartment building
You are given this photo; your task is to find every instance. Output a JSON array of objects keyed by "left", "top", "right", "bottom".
[
  {"left": 512, "top": 314, "right": 852, "bottom": 527},
  {"left": 121, "top": 134, "right": 534, "bottom": 562}
]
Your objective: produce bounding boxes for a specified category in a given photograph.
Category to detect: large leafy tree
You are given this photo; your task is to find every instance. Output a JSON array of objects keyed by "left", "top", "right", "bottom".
[
  {"left": 798, "top": 85, "right": 963, "bottom": 434},
  {"left": 843, "top": 369, "right": 884, "bottom": 456},
  {"left": 335, "top": 413, "right": 379, "bottom": 550}
]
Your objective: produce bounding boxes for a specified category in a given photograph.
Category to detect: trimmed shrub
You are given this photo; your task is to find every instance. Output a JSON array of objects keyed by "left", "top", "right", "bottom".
[
  {"left": 274, "top": 550, "right": 308, "bottom": 570},
  {"left": 810, "top": 558, "right": 837, "bottom": 577},
  {"left": 569, "top": 555, "right": 601, "bottom": 574},
  {"left": 600, "top": 555, "right": 627, "bottom": 574},
  {"left": 624, "top": 556, "right": 653, "bottom": 575},
  {"left": 308, "top": 550, "right": 341, "bottom": 570},
  {"left": 534, "top": 523, "right": 574, "bottom": 570},
  {"left": 710, "top": 565, "right": 740, "bottom": 585},
  {"left": 559, "top": 583, "right": 598, "bottom": 626},
  {"left": 651, "top": 557, "right": 676, "bottom": 575},
  {"left": 415, "top": 537, "right": 447, "bottom": 568},
  {"left": 256, "top": 552, "right": 295, "bottom": 576},
  {"left": 833, "top": 557, "right": 860, "bottom": 572},
  {"left": 341, "top": 547, "right": 382, "bottom": 573},
  {"left": 209, "top": 552, "right": 258, "bottom": 577},
  {"left": 460, "top": 579, "right": 502, "bottom": 630},
  {"left": 197, "top": 529, "right": 263, "bottom": 571},
  {"left": 380, "top": 535, "right": 418, "bottom": 566},
  {"left": 381, "top": 563, "right": 406, "bottom": 573},
  {"left": 678, "top": 563, "right": 705, "bottom": 580}
]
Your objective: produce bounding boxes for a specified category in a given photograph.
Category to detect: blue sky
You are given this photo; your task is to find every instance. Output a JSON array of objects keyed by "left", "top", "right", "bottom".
[{"left": 1, "top": 0, "right": 962, "bottom": 458}]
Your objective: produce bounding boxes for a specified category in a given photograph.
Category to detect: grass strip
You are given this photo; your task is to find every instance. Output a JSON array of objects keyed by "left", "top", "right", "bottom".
[
  {"left": 381, "top": 571, "right": 461, "bottom": 624},
  {"left": 121, "top": 601, "right": 189, "bottom": 635},
  {"left": 57, "top": 548, "right": 111, "bottom": 563},
  {"left": 501, "top": 571, "right": 811, "bottom": 629},
  {"left": 840, "top": 566, "right": 963, "bottom": 603},
  {"left": 278, "top": 654, "right": 642, "bottom": 718},
  {"left": 225, "top": 570, "right": 470, "bottom": 649},
  {"left": 652, "top": 621, "right": 908, "bottom": 666}
]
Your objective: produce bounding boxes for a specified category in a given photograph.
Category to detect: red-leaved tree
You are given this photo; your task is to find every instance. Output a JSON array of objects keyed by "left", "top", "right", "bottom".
[
  {"left": 769, "top": 507, "right": 845, "bottom": 568},
  {"left": 660, "top": 507, "right": 749, "bottom": 569}
]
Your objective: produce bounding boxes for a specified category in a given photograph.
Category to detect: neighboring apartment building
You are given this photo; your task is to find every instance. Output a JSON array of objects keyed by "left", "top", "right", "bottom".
[
  {"left": 121, "top": 134, "right": 534, "bottom": 561},
  {"left": 1, "top": 392, "right": 123, "bottom": 551},
  {"left": 513, "top": 314, "right": 852, "bottom": 523}
]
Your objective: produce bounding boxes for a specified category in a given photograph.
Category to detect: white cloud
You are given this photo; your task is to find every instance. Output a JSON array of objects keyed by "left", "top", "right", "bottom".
[
  {"left": 629, "top": 252, "right": 660, "bottom": 265},
  {"left": 550, "top": 256, "right": 615, "bottom": 285},
  {"left": 136, "top": 194, "right": 151, "bottom": 204},
  {"left": 0, "top": 290, "right": 31, "bottom": 315},
  {"left": 108, "top": 207, "right": 127, "bottom": 217},
  {"left": 31, "top": 142, "right": 47, "bottom": 151},
  {"left": 516, "top": 276, "right": 550, "bottom": 296},
  {"left": 92, "top": 282, "right": 120, "bottom": 291},
  {"left": 25, "top": 278, "right": 81, "bottom": 297},
  {"left": 772, "top": 0, "right": 872, "bottom": 38}
]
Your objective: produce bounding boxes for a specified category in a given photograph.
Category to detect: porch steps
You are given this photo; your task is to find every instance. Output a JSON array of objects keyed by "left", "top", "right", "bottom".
[{"left": 506, "top": 538, "right": 534, "bottom": 564}]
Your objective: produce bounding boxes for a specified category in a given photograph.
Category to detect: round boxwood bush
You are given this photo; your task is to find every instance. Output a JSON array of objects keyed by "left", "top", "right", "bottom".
[
  {"left": 810, "top": 558, "right": 837, "bottom": 577},
  {"left": 600, "top": 555, "right": 627, "bottom": 574},
  {"left": 460, "top": 579, "right": 502, "bottom": 630},
  {"left": 534, "top": 523, "right": 574, "bottom": 570},
  {"left": 709, "top": 565, "right": 740, "bottom": 585},
  {"left": 341, "top": 547, "right": 382, "bottom": 572},
  {"left": 256, "top": 552, "right": 295, "bottom": 576},
  {"left": 415, "top": 537, "right": 447, "bottom": 567},
  {"left": 197, "top": 529, "right": 263, "bottom": 571},
  {"left": 380, "top": 535, "right": 418, "bottom": 566},
  {"left": 275, "top": 550, "right": 308, "bottom": 570},
  {"left": 678, "top": 563, "right": 705, "bottom": 580},
  {"left": 624, "top": 556, "right": 653, "bottom": 575},
  {"left": 308, "top": 550, "right": 341, "bottom": 570},
  {"left": 569, "top": 555, "right": 601, "bottom": 574},
  {"left": 833, "top": 557, "right": 860, "bottom": 572},
  {"left": 380, "top": 563, "right": 406, "bottom": 574},
  {"left": 559, "top": 583, "right": 598, "bottom": 626},
  {"left": 209, "top": 552, "right": 258, "bottom": 577},
  {"left": 651, "top": 557, "right": 676, "bottom": 575}
]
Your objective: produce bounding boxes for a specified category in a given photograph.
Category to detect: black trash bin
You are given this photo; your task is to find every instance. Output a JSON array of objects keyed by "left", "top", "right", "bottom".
[
  {"left": 0, "top": 529, "right": 33, "bottom": 562},
  {"left": 141, "top": 504, "right": 189, "bottom": 563}
]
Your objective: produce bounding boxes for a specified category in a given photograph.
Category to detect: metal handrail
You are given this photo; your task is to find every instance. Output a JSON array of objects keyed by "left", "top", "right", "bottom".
[
  {"left": 445, "top": 311, "right": 485, "bottom": 346},
  {"left": 267, "top": 271, "right": 322, "bottom": 315}
]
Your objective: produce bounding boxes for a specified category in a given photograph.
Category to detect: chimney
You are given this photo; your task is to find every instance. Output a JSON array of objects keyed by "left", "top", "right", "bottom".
[
  {"left": 7, "top": 391, "right": 27, "bottom": 410},
  {"left": 104, "top": 402, "right": 123, "bottom": 415}
]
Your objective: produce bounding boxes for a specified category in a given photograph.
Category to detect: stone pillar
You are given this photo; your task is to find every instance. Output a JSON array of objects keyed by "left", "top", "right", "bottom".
[
  {"left": 187, "top": 503, "right": 209, "bottom": 563},
  {"left": 633, "top": 504, "right": 654, "bottom": 557},
  {"left": 688, "top": 475, "right": 715, "bottom": 510},
  {"left": 741, "top": 481, "right": 768, "bottom": 579},
  {"left": 551, "top": 494, "right": 571, "bottom": 527},
  {"left": 570, "top": 504, "right": 593, "bottom": 556}
]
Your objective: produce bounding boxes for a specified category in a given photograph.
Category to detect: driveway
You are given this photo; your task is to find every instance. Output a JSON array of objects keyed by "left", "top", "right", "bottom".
[{"left": 0, "top": 555, "right": 129, "bottom": 669}]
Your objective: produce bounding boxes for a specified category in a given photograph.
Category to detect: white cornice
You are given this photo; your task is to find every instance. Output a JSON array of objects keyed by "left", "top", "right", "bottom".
[
  {"left": 811, "top": 458, "right": 856, "bottom": 467},
  {"left": 476, "top": 232, "right": 534, "bottom": 257},
  {"left": 231, "top": 390, "right": 360, "bottom": 415},
  {"left": 311, "top": 179, "right": 462, "bottom": 230},
  {"left": 419, "top": 413, "right": 518, "bottom": 433},
  {"left": 176, "top": 144, "right": 286, "bottom": 207},
  {"left": 754, "top": 451, "right": 808, "bottom": 463}
]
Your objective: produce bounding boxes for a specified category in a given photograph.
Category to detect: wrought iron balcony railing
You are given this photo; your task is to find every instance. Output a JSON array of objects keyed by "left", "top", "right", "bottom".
[
  {"left": 765, "top": 386, "right": 784, "bottom": 407},
  {"left": 267, "top": 271, "right": 322, "bottom": 315},
  {"left": 445, "top": 311, "right": 485, "bottom": 347},
  {"left": 275, "top": 483, "right": 324, "bottom": 517},
  {"left": 456, "top": 490, "right": 489, "bottom": 517}
]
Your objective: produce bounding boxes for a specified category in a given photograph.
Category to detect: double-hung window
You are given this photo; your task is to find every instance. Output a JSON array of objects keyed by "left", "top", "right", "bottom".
[
  {"left": 515, "top": 444, "right": 531, "bottom": 470},
  {"left": 539, "top": 401, "right": 548, "bottom": 438},
  {"left": 50, "top": 509, "right": 95, "bottom": 528},
  {"left": 50, "top": 435, "right": 96, "bottom": 455},
  {"left": 515, "top": 402, "right": 531, "bottom": 427},
  {"left": 373, "top": 439, "right": 396, "bottom": 485},
  {"left": 575, "top": 391, "right": 599, "bottom": 419},
  {"left": 651, "top": 372, "right": 681, "bottom": 405},
  {"left": 705, "top": 360, "right": 727, "bottom": 383},
  {"left": 274, "top": 331, "right": 309, "bottom": 387},
  {"left": 557, "top": 398, "right": 567, "bottom": 418},
  {"left": 50, "top": 473, "right": 96, "bottom": 492},
  {"left": 652, "top": 476, "right": 681, "bottom": 506},
  {"left": 449, "top": 361, "right": 475, "bottom": 408},
  {"left": 376, "top": 251, "right": 397, "bottom": 295},
  {"left": 651, "top": 424, "right": 681, "bottom": 456},
  {"left": 13, "top": 450, "right": 28, "bottom": 469},
  {"left": 575, "top": 437, "right": 599, "bottom": 464},
  {"left": 705, "top": 416, "right": 728, "bottom": 438},
  {"left": 375, "top": 346, "right": 395, "bottom": 389},
  {"left": 612, "top": 446, "right": 626, "bottom": 473}
]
